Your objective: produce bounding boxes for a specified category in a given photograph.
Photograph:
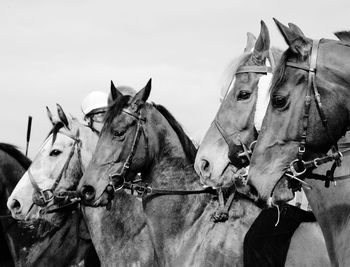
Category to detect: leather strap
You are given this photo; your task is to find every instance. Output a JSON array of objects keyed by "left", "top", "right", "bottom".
[{"left": 236, "top": 65, "right": 272, "bottom": 74}]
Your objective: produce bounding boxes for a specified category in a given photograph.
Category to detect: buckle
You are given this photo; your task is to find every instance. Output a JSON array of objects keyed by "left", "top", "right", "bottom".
[
  {"left": 298, "top": 146, "right": 306, "bottom": 153},
  {"left": 40, "top": 189, "right": 54, "bottom": 203}
]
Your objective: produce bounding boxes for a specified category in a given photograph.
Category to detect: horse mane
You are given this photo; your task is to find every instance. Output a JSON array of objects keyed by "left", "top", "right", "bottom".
[
  {"left": 152, "top": 103, "right": 197, "bottom": 163},
  {"left": 47, "top": 121, "right": 65, "bottom": 145},
  {"left": 103, "top": 95, "right": 197, "bottom": 163},
  {"left": 334, "top": 31, "right": 350, "bottom": 43},
  {"left": 0, "top": 143, "right": 31, "bottom": 169}
]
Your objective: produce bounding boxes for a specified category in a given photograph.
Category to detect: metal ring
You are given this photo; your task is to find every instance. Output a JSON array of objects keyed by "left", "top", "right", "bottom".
[
  {"left": 249, "top": 140, "right": 257, "bottom": 152},
  {"left": 109, "top": 175, "right": 125, "bottom": 192},
  {"left": 289, "top": 159, "right": 306, "bottom": 176}
]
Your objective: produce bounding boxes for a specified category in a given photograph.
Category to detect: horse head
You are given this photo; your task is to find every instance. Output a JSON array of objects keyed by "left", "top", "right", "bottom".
[
  {"left": 248, "top": 19, "right": 350, "bottom": 203},
  {"left": 7, "top": 104, "right": 98, "bottom": 224},
  {"left": 79, "top": 79, "right": 196, "bottom": 207},
  {"left": 194, "top": 21, "right": 279, "bottom": 191}
]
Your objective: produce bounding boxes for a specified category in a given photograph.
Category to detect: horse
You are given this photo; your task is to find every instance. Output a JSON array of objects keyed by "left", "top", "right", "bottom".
[
  {"left": 194, "top": 20, "right": 330, "bottom": 265},
  {"left": 0, "top": 142, "right": 98, "bottom": 267},
  {"left": 78, "top": 78, "right": 329, "bottom": 266},
  {"left": 246, "top": 19, "right": 350, "bottom": 266},
  {"left": 6, "top": 104, "right": 154, "bottom": 267}
]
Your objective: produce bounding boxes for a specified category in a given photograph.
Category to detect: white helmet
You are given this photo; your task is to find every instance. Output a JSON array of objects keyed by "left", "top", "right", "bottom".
[
  {"left": 81, "top": 91, "right": 108, "bottom": 117},
  {"left": 81, "top": 87, "right": 137, "bottom": 117}
]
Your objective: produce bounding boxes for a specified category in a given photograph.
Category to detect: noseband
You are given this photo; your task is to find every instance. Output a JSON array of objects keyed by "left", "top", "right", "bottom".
[
  {"left": 282, "top": 39, "right": 350, "bottom": 188},
  {"left": 29, "top": 130, "right": 83, "bottom": 212},
  {"left": 213, "top": 62, "right": 272, "bottom": 168}
]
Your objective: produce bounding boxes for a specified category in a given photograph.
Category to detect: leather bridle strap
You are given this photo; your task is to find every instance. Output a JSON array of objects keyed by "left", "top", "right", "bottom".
[
  {"left": 283, "top": 39, "right": 345, "bottom": 187},
  {"left": 214, "top": 62, "right": 272, "bottom": 167},
  {"left": 236, "top": 65, "right": 272, "bottom": 74},
  {"left": 30, "top": 131, "right": 82, "bottom": 207},
  {"left": 106, "top": 109, "right": 147, "bottom": 191},
  {"left": 121, "top": 182, "right": 216, "bottom": 198}
]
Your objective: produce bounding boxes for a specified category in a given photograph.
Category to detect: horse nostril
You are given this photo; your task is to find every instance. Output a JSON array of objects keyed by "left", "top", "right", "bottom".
[
  {"left": 9, "top": 199, "right": 22, "bottom": 213},
  {"left": 80, "top": 185, "right": 96, "bottom": 202},
  {"left": 200, "top": 159, "right": 211, "bottom": 178}
]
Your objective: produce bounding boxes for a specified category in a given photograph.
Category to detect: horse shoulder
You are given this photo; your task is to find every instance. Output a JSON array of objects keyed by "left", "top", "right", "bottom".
[{"left": 285, "top": 222, "right": 330, "bottom": 267}]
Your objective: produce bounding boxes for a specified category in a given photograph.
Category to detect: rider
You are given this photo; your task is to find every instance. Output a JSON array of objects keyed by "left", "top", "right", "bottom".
[{"left": 81, "top": 86, "right": 136, "bottom": 133}]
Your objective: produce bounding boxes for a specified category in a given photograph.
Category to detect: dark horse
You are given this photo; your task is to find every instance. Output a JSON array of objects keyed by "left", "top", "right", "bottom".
[
  {"left": 0, "top": 143, "right": 98, "bottom": 267},
  {"left": 79, "top": 80, "right": 328, "bottom": 266},
  {"left": 248, "top": 19, "right": 350, "bottom": 266}
]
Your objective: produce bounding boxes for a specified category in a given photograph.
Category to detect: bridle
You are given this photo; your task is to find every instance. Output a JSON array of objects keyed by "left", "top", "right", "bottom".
[
  {"left": 279, "top": 39, "right": 350, "bottom": 189},
  {"left": 87, "top": 101, "right": 216, "bottom": 209},
  {"left": 213, "top": 56, "right": 273, "bottom": 169},
  {"left": 29, "top": 129, "right": 83, "bottom": 214}
]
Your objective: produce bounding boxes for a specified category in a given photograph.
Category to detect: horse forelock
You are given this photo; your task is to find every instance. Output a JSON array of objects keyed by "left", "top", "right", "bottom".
[
  {"left": 220, "top": 52, "right": 251, "bottom": 100},
  {"left": 102, "top": 95, "right": 131, "bottom": 133},
  {"left": 269, "top": 49, "right": 293, "bottom": 96}
]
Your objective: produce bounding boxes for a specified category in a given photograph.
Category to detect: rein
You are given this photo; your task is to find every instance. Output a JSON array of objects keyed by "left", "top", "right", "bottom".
[
  {"left": 28, "top": 129, "right": 84, "bottom": 214},
  {"left": 280, "top": 39, "right": 350, "bottom": 189}
]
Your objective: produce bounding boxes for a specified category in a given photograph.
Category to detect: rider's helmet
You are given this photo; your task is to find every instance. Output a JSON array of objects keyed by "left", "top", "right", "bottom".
[
  {"left": 81, "top": 91, "right": 109, "bottom": 120},
  {"left": 81, "top": 86, "right": 137, "bottom": 132}
]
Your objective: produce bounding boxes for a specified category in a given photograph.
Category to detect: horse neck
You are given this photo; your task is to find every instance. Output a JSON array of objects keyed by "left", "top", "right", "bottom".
[
  {"left": 304, "top": 178, "right": 350, "bottom": 266},
  {"left": 141, "top": 136, "right": 211, "bottom": 262},
  {"left": 0, "top": 149, "right": 27, "bottom": 265},
  {"left": 304, "top": 133, "right": 350, "bottom": 266},
  {"left": 83, "top": 194, "right": 155, "bottom": 266},
  {"left": 24, "top": 212, "right": 91, "bottom": 266}
]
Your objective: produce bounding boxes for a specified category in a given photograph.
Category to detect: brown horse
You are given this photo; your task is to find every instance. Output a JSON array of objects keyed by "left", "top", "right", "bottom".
[
  {"left": 247, "top": 19, "right": 350, "bottom": 266},
  {"left": 78, "top": 79, "right": 329, "bottom": 266},
  {"left": 0, "top": 142, "right": 98, "bottom": 267},
  {"left": 6, "top": 105, "right": 154, "bottom": 267}
]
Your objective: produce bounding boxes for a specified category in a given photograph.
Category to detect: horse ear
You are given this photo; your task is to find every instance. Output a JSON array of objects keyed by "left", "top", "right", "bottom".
[
  {"left": 334, "top": 31, "right": 350, "bottom": 43},
  {"left": 56, "top": 103, "right": 70, "bottom": 129},
  {"left": 131, "top": 78, "right": 152, "bottom": 104},
  {"left": 274, "top": 18, "right": 309, "bottom": 57},
  {"left": 46, "top": 106, "right": 54, "bottom": 125},
  {"left": 244, "top": 32, "right": 257, "bottom": 52},
  {"left": 253, "top": 20, "right": 270, "bottom": 61},
  {"left": 288, "top": 22, "right": 305, "bottom": 37},
  {"left": 110, "top": 80, "right": 123, "bottom": 104}
]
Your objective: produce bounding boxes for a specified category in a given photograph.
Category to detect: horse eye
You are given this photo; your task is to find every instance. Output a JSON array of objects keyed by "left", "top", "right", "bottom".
[
  {"left": 272, "top": 95, "right": 288, "bottom": 109},
  {"left": 49, "top": 149, "right": 62, "bottom": 157},
  {"left": 113, "top": 130, "right": 126, "bottom": 139},
  {"left": 237, "top": 91, "right": 251, "bottom": 101}
]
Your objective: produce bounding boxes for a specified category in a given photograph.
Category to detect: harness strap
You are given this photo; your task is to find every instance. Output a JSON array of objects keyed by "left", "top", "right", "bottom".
[
  {"left": 236, "top": 65, "right": 272, "bottom": 74},
  {"left": 30, "top": 130, "right": 82, "bottom": 207}
]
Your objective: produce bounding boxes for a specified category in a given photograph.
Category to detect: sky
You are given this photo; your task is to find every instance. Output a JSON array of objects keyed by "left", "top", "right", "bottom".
[{"left": 1, "top": 0, "right": 349, "bottom": 157}]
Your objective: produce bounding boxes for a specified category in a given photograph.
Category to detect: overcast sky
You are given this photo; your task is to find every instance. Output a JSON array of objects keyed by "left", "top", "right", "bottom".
[{"left": 1, "top": 0, "right": 349, "bottom": 157}]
